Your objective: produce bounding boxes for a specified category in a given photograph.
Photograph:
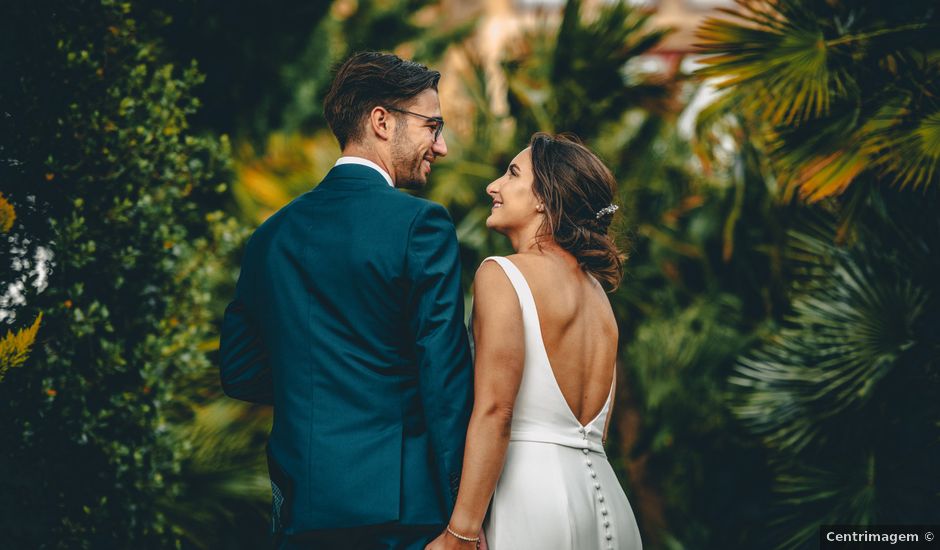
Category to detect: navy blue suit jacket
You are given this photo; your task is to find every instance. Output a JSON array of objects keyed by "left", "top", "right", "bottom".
[{"left": 219, "top": 164, "right": 473, "bottom": 534}]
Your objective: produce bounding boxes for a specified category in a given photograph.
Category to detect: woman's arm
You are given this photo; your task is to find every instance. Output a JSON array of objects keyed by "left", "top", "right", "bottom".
[{"left": 426, "top": 260, "right": 526, "bottom": 549}]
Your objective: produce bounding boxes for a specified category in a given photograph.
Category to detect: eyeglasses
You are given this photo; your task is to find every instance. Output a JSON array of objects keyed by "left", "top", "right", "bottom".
[{"left": 386, "top": 107, "right": 445, "bottom": 142}]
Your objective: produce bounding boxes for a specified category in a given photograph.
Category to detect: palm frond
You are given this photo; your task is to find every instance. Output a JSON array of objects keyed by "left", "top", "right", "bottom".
[
  {"left": 731, "top": 198, "right": 940, "bottom": 545},
  {"left": 696, "top": 1, "right": 844, "bottom": 125},
  {"left": 786, "top": 147, "right": 866, "bottom": 203},
  {"left": 505, "top": 0, "right": 671, "bottom": 140},
  {"left": 874, "top": 108, "right": 940, "bottom": 191},
  {"left": 766, "top": 455, "right": 878, "bottom": 550},
  {"left": 733, "top": 223, "right": 928, "bottom": 454},
  {"left": 694, "top": 0, "right": 940, "bottom": 199}
]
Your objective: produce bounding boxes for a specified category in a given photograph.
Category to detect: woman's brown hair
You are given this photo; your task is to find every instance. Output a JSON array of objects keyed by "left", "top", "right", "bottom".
[{"left": 529, "top": 132, "right": 625, "bottom": 291}]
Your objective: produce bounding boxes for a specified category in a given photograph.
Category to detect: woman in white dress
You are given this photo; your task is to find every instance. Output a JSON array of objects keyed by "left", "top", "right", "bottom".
[{"left": 426, "top": 133, "right": 642, "bottom": 550}]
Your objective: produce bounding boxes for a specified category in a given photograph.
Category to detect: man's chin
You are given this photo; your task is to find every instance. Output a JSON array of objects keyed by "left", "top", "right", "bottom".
[{"left": 395, "top": 174, "right": 427, "bottom": 190}]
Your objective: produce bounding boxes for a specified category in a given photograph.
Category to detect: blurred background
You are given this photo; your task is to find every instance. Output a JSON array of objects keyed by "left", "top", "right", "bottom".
[{"left": 1, "top": 0, "right": 938, "bottom": 548}]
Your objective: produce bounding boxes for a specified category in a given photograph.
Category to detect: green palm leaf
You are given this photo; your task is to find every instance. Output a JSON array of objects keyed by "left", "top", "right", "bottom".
[
  {"left": 694, "top": 0, "right": 940, "bottom": 199},
  {"left": 505, "top": 0, "right": 671, "bottom": 139},
  {"left": 730, "top": 203, "right": 940, "bottom": 547},
  {"left": 696, "top": 1, "right": 846, "bottom": 125},
  {"left": 873, "top": 108, "right": 940, "bottom": 191},
  {"left": 733, "top": 221, "right": 928, "bottom": 453},
  {"left": 767, "top": 456, "right": 878, "bottom": 550}
]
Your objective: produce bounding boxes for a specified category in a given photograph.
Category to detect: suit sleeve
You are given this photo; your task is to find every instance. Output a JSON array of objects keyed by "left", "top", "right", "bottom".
[
  {"left": 219, "top": 257, "right": 274, "bottom": 405},
  {"left": 406, "top": 202, "right": 474, "bottom": 512}
]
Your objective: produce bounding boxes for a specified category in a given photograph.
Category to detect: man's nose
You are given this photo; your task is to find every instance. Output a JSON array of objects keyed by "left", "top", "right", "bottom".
[{"left": 432, "top": 134, "right": 448, "bottom": 157}]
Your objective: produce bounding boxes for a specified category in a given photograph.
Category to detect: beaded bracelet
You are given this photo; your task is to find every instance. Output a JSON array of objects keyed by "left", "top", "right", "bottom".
[{"left": 446, "top": 525, "right": 481, "bottom": 547}]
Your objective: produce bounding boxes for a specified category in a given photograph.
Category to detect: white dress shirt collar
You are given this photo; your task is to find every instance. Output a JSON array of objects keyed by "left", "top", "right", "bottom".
[{"left": 334, "top": 156, "right": 394, "bottom": 187}]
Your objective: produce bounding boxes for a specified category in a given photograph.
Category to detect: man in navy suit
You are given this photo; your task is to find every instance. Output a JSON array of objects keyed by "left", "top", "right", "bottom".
[{"left": 219, "top": 52, "right": 473, "bottom": 549}]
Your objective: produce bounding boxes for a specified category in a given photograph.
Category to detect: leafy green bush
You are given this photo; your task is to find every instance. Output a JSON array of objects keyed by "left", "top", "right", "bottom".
[{"left": 0, "top": 1, "right": 249, "bottom": 546}]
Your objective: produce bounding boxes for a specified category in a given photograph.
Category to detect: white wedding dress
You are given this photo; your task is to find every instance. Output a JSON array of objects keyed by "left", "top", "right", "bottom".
[{"left": 481, "top": 257, "right": 642, "bottom": 550}]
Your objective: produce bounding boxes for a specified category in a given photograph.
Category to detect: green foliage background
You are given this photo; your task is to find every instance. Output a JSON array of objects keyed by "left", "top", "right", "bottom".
[
  {"left": 0, "top": 1, "right": 258, "bottom": 547},
  {"left": 1, "top": 0, "right": 937, "bottom": 548}
]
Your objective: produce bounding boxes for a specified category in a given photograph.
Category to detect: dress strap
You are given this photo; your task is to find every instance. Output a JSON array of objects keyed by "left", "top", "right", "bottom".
[{"left": 480, "top": 257, "right": 540, "bottom": 326}]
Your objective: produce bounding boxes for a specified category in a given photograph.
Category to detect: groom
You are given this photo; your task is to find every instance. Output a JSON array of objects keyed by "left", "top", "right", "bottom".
[{"left": 219, "top": 52, "right": 473, "bottom": 549}]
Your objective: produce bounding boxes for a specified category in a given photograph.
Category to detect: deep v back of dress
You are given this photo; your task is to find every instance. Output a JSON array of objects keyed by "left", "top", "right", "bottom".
[{"left": 481, "top": 257, "right": 642, "bottom": 550}]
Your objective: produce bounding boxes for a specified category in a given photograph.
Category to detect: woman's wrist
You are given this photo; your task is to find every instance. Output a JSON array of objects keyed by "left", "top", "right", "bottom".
[
  {"left": 448, "top": 510, "right": 482, "bottom": 536},
  {"left": 446, "top": 524, "right": 480, "bottom": 544}
]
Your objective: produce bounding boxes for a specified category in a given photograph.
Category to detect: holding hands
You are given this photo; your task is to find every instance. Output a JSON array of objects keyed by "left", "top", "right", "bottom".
[{"left": 424, "top": 526, "right": 487, "bottom": 550}]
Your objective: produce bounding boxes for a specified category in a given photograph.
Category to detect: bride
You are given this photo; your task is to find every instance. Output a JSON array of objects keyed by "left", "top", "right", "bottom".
[{"left": 427, "top": 133, "right": 642, "bottom": 550}]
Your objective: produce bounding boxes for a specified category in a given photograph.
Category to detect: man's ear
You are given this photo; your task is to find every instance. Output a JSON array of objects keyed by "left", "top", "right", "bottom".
[{"left": 370, "top": 106, "right": 393, "bottom": 141}]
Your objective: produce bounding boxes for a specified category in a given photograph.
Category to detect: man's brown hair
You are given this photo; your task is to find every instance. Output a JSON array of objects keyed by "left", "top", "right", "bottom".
[{"left": 323, "top": 52, "right": 441, "bottom": 149}]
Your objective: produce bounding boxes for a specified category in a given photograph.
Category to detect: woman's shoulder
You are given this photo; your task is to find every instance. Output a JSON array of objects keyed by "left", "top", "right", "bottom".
[
  {"left": 475, "top": 253, "right": 546, "bottom": 282},
  {"left": 472, "top": 258, "right": 523, "bottom": 321},
  {"left": 473, "top": 256, "right": 515, "bottom": 289},
  {"left": 479, "top": 252, "right": 547, "bottom": 270}
]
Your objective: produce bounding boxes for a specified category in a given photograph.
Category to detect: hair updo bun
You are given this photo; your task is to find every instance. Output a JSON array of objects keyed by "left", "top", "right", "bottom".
[{"left": 529, "top": 132, "right": 626, "bottom": 291}]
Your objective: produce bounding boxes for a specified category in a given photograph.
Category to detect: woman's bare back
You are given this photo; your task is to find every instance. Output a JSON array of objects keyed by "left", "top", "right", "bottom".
[{"left": 508, "top": 251, "right": 618, "bottom": 425}]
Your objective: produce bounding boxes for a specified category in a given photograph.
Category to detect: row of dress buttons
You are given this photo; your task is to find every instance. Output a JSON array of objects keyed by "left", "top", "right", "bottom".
[{"left": 581, "top": 439, "right": 614, "bottom": 549}]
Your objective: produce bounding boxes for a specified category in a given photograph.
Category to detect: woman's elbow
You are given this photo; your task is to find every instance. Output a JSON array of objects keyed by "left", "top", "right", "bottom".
[{"left": 475, "top": 401, "right": 514, "bottom": 432}]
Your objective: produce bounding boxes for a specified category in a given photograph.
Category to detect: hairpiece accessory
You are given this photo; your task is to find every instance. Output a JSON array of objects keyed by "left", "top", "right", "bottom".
[{"left": 594, "top": 204, "right": 619, "bottom": 219}]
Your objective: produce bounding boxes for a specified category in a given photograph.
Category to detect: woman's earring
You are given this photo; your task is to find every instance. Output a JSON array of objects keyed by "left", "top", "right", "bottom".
[{"left": 536, "top": 204, "right": 544, "bottom": 213}]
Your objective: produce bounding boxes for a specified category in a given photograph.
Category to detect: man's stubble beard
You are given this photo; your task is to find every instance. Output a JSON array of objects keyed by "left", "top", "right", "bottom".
[{"left": 391, "top": 127, "right": 427, "bottom": 190}]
